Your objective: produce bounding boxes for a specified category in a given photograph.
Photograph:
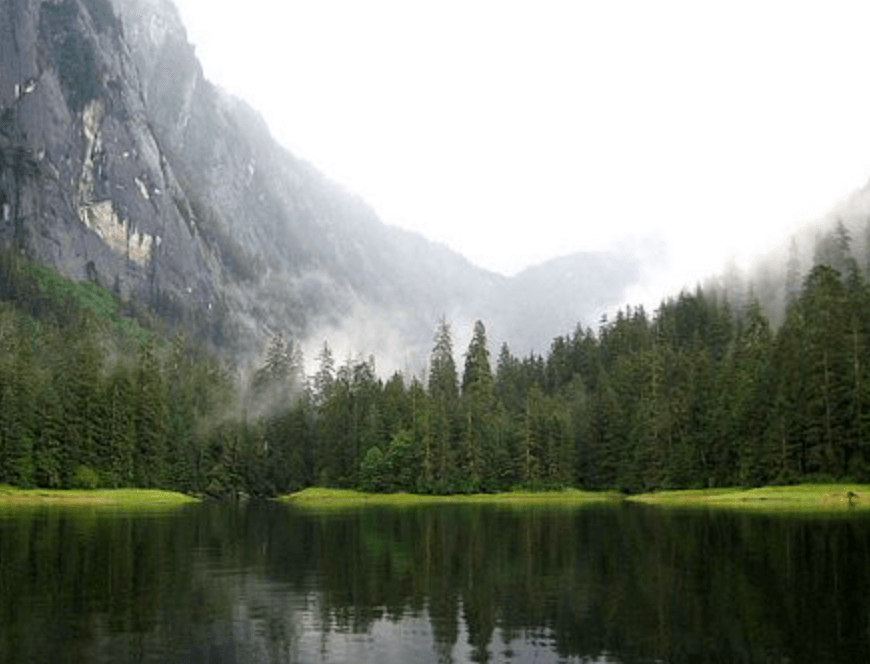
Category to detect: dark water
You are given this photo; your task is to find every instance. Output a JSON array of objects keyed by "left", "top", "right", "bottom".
[{"left": 1, "top": 501, "right": 869, "bottom": 664}]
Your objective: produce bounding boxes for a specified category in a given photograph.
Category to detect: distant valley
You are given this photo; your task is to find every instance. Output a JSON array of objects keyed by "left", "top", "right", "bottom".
[
  {"left": 0, "top": 0, "right": 666, "bottom": 373},
  {"left": 4, "top": 0, "right": 870, "bottom": 377}
]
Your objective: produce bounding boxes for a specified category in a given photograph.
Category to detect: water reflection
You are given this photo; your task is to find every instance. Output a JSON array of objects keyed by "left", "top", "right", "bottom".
[{"left": 0, "top": 502, "right": 869, "bottom": 663}]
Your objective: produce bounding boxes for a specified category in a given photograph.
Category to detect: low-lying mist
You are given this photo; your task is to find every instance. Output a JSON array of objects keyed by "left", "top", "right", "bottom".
[{"left": 290, "top": 176, "right": 870, "bottom": 384}]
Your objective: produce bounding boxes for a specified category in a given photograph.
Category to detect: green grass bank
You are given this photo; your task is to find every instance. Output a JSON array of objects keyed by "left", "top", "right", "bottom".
[
  {"left": 626, "top": 484, "right": 870, "bottom": 512},
  {"left": 0, "top": 485, "right": 198, "bottom": 507},
  {"left": 281, "top": 487, "right": 623, "bottom": 508},
  {"left": 283, "top": 484, "right": 870, "bottom": 513}
]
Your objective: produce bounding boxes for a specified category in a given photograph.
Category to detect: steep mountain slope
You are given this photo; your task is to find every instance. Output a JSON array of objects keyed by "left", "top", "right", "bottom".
[
  {"left": 0, "top": 0, "right": 647, "bottom": 369},
  {"left": 1, "top": 0, "right": 222, "bottom": 325}
]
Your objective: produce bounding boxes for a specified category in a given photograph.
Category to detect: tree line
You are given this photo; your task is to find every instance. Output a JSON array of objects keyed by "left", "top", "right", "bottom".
[{"left": 2, "top": 221, "right": 870, "bottom": 495}]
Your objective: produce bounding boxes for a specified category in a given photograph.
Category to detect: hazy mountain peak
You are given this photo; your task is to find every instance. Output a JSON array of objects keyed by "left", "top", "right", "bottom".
[{"left": 0, "top": 0, "right": 656, "bottom": 371}]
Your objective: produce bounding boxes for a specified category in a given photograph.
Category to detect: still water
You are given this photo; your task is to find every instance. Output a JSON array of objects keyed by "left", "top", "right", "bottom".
[{"left": 0, "top": 500, "right": 868, "bottom": 663}]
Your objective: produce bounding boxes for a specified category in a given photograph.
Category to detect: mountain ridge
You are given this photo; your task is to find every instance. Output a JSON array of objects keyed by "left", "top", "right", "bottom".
[{"left": 0, "top": 0, "right": 653, "bottom": 370}]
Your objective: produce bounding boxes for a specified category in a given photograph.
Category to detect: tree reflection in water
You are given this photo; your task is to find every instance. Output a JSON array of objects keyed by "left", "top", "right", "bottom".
[{"left": 0, "top": 502, "right": 868, "bottom": 663}]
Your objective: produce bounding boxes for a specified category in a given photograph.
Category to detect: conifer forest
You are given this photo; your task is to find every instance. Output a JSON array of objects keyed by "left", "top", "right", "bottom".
[{"left": 2, "top": 221, "right": 870, "bottom": 497}]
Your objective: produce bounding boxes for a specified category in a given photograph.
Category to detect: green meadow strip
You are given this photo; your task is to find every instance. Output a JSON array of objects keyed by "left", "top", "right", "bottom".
[
  {"left": 281, "top": 487, "right": 622, "bottom": 509},
  {"left": 283, "top": 484, "right": 870, "bottom": 513},
  {"left": 626, "top": 484, "right": 870, "bottom": 512},
  {"left": 0, "top": 486, "right": 198, "bottom": 507}
]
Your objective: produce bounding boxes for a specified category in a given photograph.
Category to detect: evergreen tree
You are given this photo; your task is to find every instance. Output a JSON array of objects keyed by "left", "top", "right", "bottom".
[
  {"left": 33, "top": 380, "right": 64, "bottom": 488},
  {"left": 785, "top": 237, "right": 803, "bottom": 305},
  {"left": 383, "top": 429, "right": 417, "bottom": 492},
  {"left": 135, "top": 337, "right": 167, "bottom": 487},
  {"left": 407, "top": 377, "right": 432, "bottom": 490},
  {"left": 428, "top": 317, "right": 459, "bottom": 492},
  {"left": 716, "top": 299, "right": 773, "bottom": 486},
  {"left": 813, "top": 219, "right": 855, "bottom": 277},
  {"left": 842, "top": 242, "right": 870, "bottom": 477},
  {"left": 495, "top": 343, "right": 523, "bottom": 414},
  {"left": 770, "top": 297, "right": 809, "bottom": 478},
  {"left": 381, "top": 372, "right": 408, "bottom": 440},
  {"left": 55, "top": 315, "right": 103, "bottom": 485},
  {"left": 352, "top": 356, "right": 382, "bottom": 488},
  {"left": 0, "top": 309, "right": 36, "bottom": 486},
  {"left": 252, "top": 333, "right": 304, "bottom": 412},
  {"left": 102, "top": 364, "right": 136, "bottom": 487},
  {"left": 312, "top": 340, "right": 335, "bottom": 408},
  {"left": 315, "top": 358, "right": 354, "bottom": 486},
  {"left": 517, "top": 384, "right": 544, "bottom": 486},
  {"left": 799, "top": 265, "right": 851, "bottom": 475},
  {"left": 164, "top": 333, "right": 196, "bottom": 491},
  {"left": 462, "top": 321, "right": 494, "bottom": 394},
  {"left": 430, "top": 317, "right": 458, "bottom": 402},
  {"left": 459, "top": 321, "right": 496, "bottom": 491}
]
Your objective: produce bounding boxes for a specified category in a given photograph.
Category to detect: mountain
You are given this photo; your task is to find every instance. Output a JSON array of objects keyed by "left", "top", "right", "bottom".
[
  {"left": 0, "top": 0, "right": 649, "bottom": 371},
  {"left": 486, "top": 244, "right": 664, "bottom": 355},
  {"left": 697, "top": 179, "right": 870, "bottom": 331}
]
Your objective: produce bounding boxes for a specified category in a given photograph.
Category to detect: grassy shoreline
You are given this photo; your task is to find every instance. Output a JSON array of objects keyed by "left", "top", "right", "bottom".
[
  {"left": 280, "top": 487, "right": 623, "bottom": 508},
  {"left": 0, "top": 485, "right": 198, "bottom": 507},
  {"left": 283, "top": 484, "right": 870, "bottom": 512},
  {"left": 3, "top": 484, "right": 864, "bottom": 512},
  {"left": 625, "top": 484, "right": 870, "bottom": 511}
]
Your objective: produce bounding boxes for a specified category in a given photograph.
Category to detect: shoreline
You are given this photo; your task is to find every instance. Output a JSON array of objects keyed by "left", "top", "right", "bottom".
[
  {"left": 282, "top": 484, "right": 870, "bottom": 512},
  {"left": 0, "top": 486, "right": 198, "bottom": 507},
  {"left": 625, "top": 484, "right": 870, "bottom": 511},
  {"left": 279, "top": 487, "right": 623, "bottom": 508},
  {"left": 3, "top": 484, "right": 865, "bottom": 512}
]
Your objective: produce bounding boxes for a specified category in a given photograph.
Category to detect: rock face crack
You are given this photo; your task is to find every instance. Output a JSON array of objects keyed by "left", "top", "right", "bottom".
[
  {"left": 77, "top": 97, "right": 103, "bottom": 205},
  {"left": 39, "top": 0, "right": 102, "bottom": 114},
  {"left": 75, "top": 98, "right": 158, "bottom": 268}
]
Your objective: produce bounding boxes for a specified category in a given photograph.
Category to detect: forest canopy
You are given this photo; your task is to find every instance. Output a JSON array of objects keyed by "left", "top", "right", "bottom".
[{"left": 1, "top": 220, "right": 870, "bottom": 497}]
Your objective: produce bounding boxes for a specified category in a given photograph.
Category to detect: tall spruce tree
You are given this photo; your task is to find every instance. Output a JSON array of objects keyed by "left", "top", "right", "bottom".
[
  {"left": 135, "top": 337, "right": 167, "bottom": 487},
  {"left": 799, "top": 265, "right": 851, "bottom": 475},
  {"left": 312, "top": 341, "right": 335, "bottom": 408},
  {"left": 460, "top": 321, "right": 495, "bottom": 491},
  {"left": 428, "top": 317, "right": 458, "bottom": 491}
]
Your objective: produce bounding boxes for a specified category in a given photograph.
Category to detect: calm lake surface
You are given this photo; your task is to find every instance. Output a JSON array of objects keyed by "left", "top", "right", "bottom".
[{"left": 1, "top": 500, "right": 869, "bottom": 664}]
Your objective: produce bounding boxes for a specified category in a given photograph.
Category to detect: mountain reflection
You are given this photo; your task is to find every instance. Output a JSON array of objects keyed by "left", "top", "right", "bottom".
[{"left": 1, "top": 502, "right": 869, "bottom": 663}]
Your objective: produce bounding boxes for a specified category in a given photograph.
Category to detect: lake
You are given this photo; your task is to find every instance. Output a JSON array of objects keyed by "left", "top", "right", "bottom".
[{"left": 0, "top": 500, "right": 868, "bottom": 663}]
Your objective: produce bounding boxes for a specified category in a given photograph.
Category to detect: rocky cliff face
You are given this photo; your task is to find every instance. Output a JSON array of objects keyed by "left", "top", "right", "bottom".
[
  {"left": 1, "top": 0, "right": 645, "bottom": 369},
  {"left": 1, "top": 0, "right": 221, "bottom": 333}
]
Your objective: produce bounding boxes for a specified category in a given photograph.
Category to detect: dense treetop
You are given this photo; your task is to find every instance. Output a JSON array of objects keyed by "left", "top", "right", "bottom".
[{"left": 2, "top": 219, "right": 870, "bottom": 496}]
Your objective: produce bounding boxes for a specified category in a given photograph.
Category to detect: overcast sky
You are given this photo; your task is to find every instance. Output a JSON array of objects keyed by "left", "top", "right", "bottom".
[{"left": 172, "top": 0, "right": 870, "bottom": 297}]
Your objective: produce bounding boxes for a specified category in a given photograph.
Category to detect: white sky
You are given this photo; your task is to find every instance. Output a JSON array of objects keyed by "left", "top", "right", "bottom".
[{"left": 172, "top": 0, "right": 870, "bottom": 295}]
